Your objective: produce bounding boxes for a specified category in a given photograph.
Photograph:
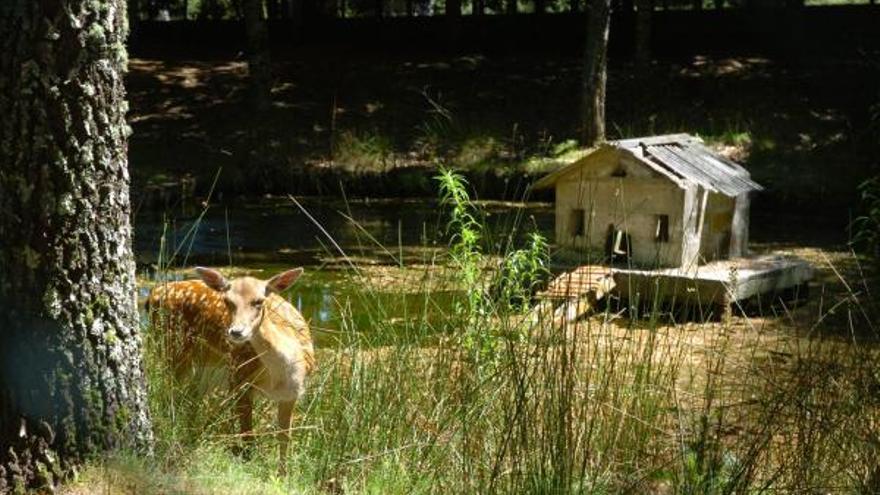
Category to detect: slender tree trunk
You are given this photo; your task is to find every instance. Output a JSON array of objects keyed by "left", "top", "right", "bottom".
[
  {"left": 447, "top": 0, "right": 461, "bottom": 16},
  {"left": 267, "top": 0, "right": 280, "bottom": 18},
  {"left": 447, "top": 0, "right": 461, "bottom": 43},
  {"left": 375, "top": 0, "right": 384, "bottom": 16},
  {"left": 713, "top": 0, "right": 723, "bottom": 9},
  {"left": 244, "top": 0, "right": 272, "bottom": 111},
  {"left": 0, "top": 0, "right": 153, "bottom": 491},
  {"left": 569, "top": 0, "right": 579, "bottom": 12},
  {"left": 474, "top": 0, "right": 485, "bottom": 15},
  {"left": 535, "top": 0, "right": 546, "bottom": 14},
  {"left": 634, "top": 0, "right": 652, "bottom": 71},
  {"left": 508, "top": 0, "right": 518, "bottom": 14},
  {"left": 129, "top": 0, "right": 141, "bottom": 37},
  {"left": 692, "top": 0, "right": 702, "bottom": 9},
  {"left": 581, "top": 0, "right": 611, "bottom": 146}
]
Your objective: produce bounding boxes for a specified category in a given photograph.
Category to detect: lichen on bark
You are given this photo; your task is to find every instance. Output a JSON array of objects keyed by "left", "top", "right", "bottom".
[{"left": 0, "top": 0, "right": 153, "bottom": 491}]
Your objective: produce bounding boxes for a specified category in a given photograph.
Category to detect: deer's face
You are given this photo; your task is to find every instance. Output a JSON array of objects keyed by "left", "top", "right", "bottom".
[
  {"left": 222, "top": 277, "right": 268, "bottom": 344},
  {"left": 195, "top": 267, "right": 304, "bottom": 346}
]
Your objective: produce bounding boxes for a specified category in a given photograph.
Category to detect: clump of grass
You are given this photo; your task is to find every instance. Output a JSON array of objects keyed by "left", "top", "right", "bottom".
[
  {"left": 851, "top": 177, "right": 880, "bottom": 260},
  {"left": 333, "top": 130, "right": 395, "bottom": 174}
]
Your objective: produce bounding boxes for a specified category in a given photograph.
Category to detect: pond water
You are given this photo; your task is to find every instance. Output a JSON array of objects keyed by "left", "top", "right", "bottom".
[{"left": 135, "top": 197, "right": 555, "bottom": 345}]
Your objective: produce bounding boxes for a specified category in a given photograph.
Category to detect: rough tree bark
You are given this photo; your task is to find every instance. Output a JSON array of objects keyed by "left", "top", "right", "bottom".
[
  {"left": 580, "top": 0, "right": 611, "bottom": 146},
  {"left": 244, "top": 0, "right": 272, "bottom": 111},
  {"left": 634, "top": 0, "right": 652, "bottom": 72},
  {"left": 0, "top": 0, "right": 153, "bottom": 491}
]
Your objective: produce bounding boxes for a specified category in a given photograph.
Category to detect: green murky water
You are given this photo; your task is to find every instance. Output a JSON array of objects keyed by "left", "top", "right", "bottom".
[{"left": 135, "top": 197, "right": 554, "bottom": 344}]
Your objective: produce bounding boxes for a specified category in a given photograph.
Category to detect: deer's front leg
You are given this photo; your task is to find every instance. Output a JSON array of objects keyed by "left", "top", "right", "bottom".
[
  {"left": 231, "top": 348, "right": 258, "bottom": 456},
  {"left": 277, "top": 400, "right": 295, "bottom": 476}
]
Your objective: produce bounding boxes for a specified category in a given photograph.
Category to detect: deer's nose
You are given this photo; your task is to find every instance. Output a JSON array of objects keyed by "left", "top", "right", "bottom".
[{"left": 228, "top": 327, "right": 246, "bottom": 340}]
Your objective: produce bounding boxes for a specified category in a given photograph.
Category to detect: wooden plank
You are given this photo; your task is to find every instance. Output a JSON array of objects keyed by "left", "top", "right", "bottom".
[{"left": 539, "top": 265, "right": 615, "bottom": 300}]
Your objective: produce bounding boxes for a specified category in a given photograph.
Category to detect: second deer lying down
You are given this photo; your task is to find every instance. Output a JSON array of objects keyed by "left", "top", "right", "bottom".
[{"left": 147, "top": 267, "right": 315, "bottom": 472}]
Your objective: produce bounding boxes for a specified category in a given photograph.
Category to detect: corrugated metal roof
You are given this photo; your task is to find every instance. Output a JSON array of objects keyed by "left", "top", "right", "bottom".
[{"left": 534, "top": 134, "right": 763, "bottom": 197}]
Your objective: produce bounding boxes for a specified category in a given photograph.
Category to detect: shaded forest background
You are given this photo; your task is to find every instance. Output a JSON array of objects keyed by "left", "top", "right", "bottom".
[{"left": 128, "top": 2, "right": 880, "bottom": 217}]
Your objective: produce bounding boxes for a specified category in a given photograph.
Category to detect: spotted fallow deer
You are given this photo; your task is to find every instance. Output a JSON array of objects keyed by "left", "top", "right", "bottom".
[{"left": 147, "top": 267, "right": 315, "bottom": 472}]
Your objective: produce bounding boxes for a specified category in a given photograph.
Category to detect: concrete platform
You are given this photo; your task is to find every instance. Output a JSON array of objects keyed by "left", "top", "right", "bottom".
[{"left": 611, "top": 253, "right": 815, "bottom": 309}]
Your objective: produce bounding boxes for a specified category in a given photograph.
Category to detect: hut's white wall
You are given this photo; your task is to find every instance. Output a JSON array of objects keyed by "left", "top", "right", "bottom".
[
  {"left": 729, "top": 192, "right": 751, "bottom": 257},
  {"left": 698, "top": 192, "right": 737, "bottom": 263},
  {"left": 555, "top": 171, "right": 686, "bottom": 268}
]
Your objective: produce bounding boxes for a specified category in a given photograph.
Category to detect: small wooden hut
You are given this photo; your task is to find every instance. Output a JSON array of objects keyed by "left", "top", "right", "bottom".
[
  {"left": 534, "top": 133, "right": 763, "bottom": 273},
  {"left": 534, "top": 133, "right": 813, "bottom": 315}
]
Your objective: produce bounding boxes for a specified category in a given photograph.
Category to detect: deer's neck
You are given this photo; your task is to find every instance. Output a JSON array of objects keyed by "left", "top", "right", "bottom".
[{"left": 246, "top": 298, "right": 306, "bottom": 400}]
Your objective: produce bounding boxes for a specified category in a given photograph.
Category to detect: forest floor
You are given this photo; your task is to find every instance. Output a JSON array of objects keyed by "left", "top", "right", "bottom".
[{"left": 127, "top": 48, "right": 879, "bottom": 210}]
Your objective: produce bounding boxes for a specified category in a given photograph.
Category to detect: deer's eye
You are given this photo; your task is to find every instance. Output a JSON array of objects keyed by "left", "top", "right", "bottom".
[{"left": 252, "top": 299, "right": 264, "bottom": 308}]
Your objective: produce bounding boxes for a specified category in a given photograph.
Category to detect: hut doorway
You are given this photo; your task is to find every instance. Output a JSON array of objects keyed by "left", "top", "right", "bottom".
[{"left": 605, "top": 224, "right": 631, "bottom": 263}]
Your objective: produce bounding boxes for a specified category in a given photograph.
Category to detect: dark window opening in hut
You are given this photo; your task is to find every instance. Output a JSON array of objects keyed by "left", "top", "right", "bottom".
[
  {"left": 605, "top": 224, "right": 632, "bottom": 262},
  {"left": 570, "top": 209, "right": 585, "bottom": 237},
  {"left": 655, "top": 214, "right": 670, "bottom": 243},
  {"left": 611, "top": 166, "right": 627, "bottom": 177}
]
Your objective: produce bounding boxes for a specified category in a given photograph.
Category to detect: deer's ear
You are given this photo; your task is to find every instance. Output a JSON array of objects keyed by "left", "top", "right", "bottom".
[
  {"left": 266, "top": 268, "right": 303, "bottom": 294},
  {"left": 195, "top": 267, "right": 230, "bottom": 292}
]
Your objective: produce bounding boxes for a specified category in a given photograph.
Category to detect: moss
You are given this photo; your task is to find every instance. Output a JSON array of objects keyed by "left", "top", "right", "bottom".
[
  {"left": 115, "top": 405, "right": 132, "bottom": 434},
  {"left": 94, "top": 294, "right": 110, "bottom": 311},
  {"left": 57, "top": 193, "right": 74, "bottom": 216},
  {"left": 42, "top": 286, "right": 62, "bottom": 318},
  {"left": 85, "top": 23, "right": 106, "bottom": 53},
  {"left": 82, "top": 306, "right": 95, "bottom": 327},
  {"left": 22, "top": 246, "right": 40, "bottom": 270}
]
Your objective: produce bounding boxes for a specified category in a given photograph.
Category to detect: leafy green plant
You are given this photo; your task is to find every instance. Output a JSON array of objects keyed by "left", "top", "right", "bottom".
[
  {"left": 333, "top": 130, "right": 395, "bottom": 174},
  {"left": 851, "top": 177, "right": 880, "bottom": 259},
  {"left": 495, "top": 231, "right": 550, "bottom": 313},
  {"left": 435, "top": 168, "right": 497, "bottom": 363}
]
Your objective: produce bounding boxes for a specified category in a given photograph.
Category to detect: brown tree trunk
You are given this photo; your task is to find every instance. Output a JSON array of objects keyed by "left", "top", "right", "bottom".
[
  {"left": 535, "top": 0, "right": 546, "bottom": 14},
  {"left": 581, "top": 0, "right": 611, "bottom": 146},
  {"left": 0, "top": 0, "right": 153, "bottom": 491},
  {"left": 447, "top": 0, "right": 461, "bottom": 42},
  {"left": 692, "top": 0, "right": 702, "bottom": 9},
  {"left": 244, "top": 0, "right": 272, "bottom": 111},
  {"left": 509, "top": 0, "right": 518, "bottom": 14},
  {"left": 634, "top": 0, "right": 652, "bottom": 72},
  {"left": 714, "top": 0, "right": 723, "bottom": 9}
]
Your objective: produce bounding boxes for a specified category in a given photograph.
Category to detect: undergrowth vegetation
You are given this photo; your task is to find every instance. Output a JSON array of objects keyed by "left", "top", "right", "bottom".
[{"left": 65, "top": 177, "right": 880, "bottom": 495}]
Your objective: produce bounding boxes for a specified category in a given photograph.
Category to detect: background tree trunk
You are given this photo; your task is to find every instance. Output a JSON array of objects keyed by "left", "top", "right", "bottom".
[
  {"left": 0, "top": 0, "right": 153, "bottom": 491},
  {"left": 447, "top": 0, "right": 461, "bottom": 16},
  {"left": 508, "top": 0, "right": 518, "bottom": 14},
  {"left": 634, "top": 0, "right": 652, "bottom": 72},
  {"left": 244, "top": 0, "right": 272, "bottom": 111},
  {"left": 581, "top": 0, "right": 611, "bottom": 146},
  {"left": 534, "top": 0, "right": 547, "bottom": 14}
]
